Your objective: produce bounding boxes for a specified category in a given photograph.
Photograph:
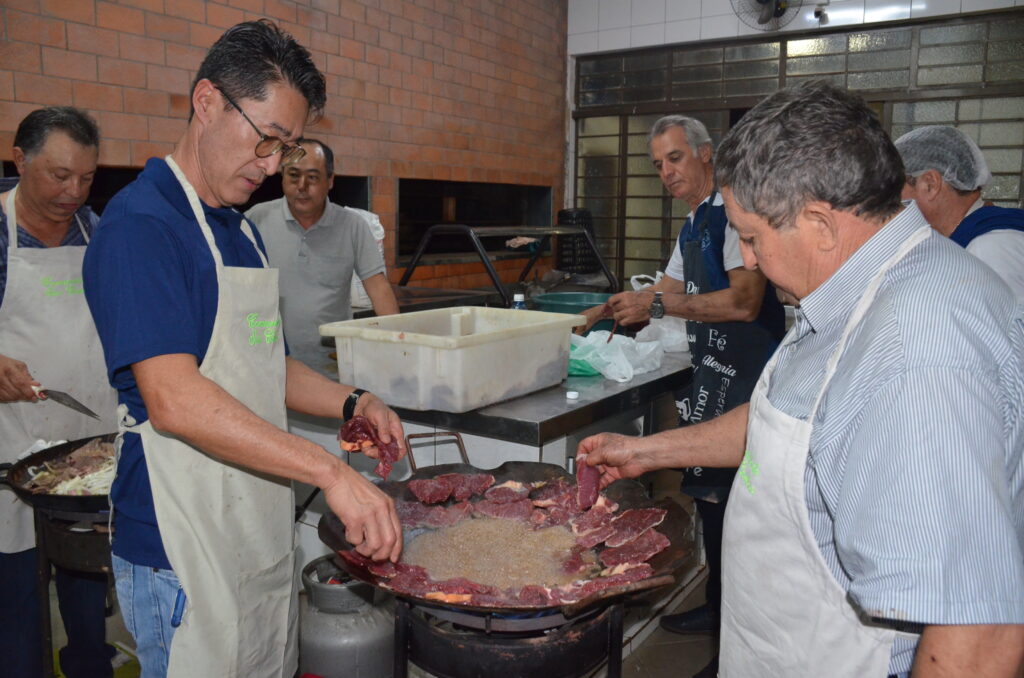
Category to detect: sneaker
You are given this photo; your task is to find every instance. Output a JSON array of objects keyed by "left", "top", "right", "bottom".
[{"left": 659, "top": 604, "right": 719, "bottom": 635}]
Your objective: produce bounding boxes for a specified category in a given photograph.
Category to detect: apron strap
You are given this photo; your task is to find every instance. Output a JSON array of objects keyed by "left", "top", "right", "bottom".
[
  {"left": 807, "top": 224, "right": 932, "bottom": 417},
  {"left": 164, "top": 155, "right": 269, "bottom": 269},
  {"left": 4, "top": 186, "right": 90, "bottom": 249}
]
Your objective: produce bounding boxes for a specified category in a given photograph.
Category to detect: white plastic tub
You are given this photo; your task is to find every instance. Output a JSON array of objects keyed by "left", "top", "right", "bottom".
[{"left": 320, "top": 306, "right": 586, "bottom": 412}]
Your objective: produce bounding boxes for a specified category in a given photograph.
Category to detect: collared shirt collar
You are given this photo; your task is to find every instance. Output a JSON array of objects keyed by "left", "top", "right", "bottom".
[
  {"left": 797, "top": 202, "right": 927, "bottom": 337},
  {"left": 281, "top": 197, "right": 330, "bottom": 232}
]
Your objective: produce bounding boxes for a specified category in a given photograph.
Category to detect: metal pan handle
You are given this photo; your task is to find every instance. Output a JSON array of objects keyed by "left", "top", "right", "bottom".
[{"left": 402, "top": 431, "right": 469, "bottom": 472}]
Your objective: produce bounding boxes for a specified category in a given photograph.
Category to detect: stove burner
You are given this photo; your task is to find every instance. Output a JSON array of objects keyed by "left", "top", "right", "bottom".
[{"left": 394, "top": 599, "right": 623, "bottom": 678}]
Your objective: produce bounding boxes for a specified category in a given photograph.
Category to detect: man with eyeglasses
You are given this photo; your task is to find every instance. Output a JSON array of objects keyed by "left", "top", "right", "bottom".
[
  {"left": 246, "top": 138, "right": 399, "bottom": 376},
  {"left": 82, "top": 20, "right": 406, "bottom": 678}
]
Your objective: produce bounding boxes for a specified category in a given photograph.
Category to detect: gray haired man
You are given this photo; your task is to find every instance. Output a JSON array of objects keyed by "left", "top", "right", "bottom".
[{"left": 578, "top": 81, "right": 1024, "bottom": 677}]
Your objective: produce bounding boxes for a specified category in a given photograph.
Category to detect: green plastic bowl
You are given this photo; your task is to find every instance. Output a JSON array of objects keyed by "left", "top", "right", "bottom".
[{"left": 530, "top": 292, "right": 618, "bottom": 333}]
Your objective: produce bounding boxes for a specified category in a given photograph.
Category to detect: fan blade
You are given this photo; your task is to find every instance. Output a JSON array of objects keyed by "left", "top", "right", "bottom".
[{"left": 758, "top": 0, "right": 779, "bottom": 24}]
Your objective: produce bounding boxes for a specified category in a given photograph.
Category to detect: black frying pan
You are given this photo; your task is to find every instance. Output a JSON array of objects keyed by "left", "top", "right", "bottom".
[
  {"left": 0, "top": 433, "right": 117, "bottom": 513},
  {"left": 318, "top": 460, "right": 693, "bottom": 616}
]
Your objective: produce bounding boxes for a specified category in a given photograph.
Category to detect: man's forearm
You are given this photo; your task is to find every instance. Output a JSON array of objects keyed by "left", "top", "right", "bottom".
[
  {"left": 284, "top": 356, "right": 355, "bottom": 419},
  {"left": 134, "top": 354, "right": 345, "bottom": 490},
  {"left": 662, "top": 288, "right": 757, "bottom": 323},
  {"left": 912, "top": 624, "right": 1024, "bottom": 678},
  {"left": 363, "top": 274, "right": 399, "bottom": 316},
  {"left": 649, "top": 403, "right": 748, "bottom": 469}
]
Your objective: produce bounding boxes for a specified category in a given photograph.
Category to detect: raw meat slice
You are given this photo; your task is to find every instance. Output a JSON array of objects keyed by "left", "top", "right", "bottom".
[
  {"left": 604, "top": 508, "right": 667, "bottom": 548},
  {"left": 396, "top": 499, "right": 472, "bottom": 528},
  {"left": 529, "top": 504, "right": 575, "bottom": 529},
  {"left": 408, "top": 477, "right": 454, "bottom": 504},
  {"left": 598, "top": 529, "right": 670, "bottom": 567},
  {"left": 338, "top": 415, "right": 401, "bottom": 480},
  {"left": 570, "top": 497, "right": 619, "bottom": 535},
  {"left": 483, "top": 480, "right": 531, "bottom": 503},
  {"left": 471, "top": 497, "right": 533, "bottom": 522},
  {"left": 561, "top": 545, "right": 595, "bottom": 575},
  {"left": 530, "top": 478, "right": 575, "bottom": 508},
  {"left": 575, "top": 523, "right": 616, "bottom": 549},
  {"left": 396, "top": 500, "right": 432, "bottom": 526},
  {"left": 439, "top": 472, "right": 495, "bottom": 501},
  {"left": 516, "top": 584, "right": 554, "bottom": 606},
  {"left": 576, "top": 453, "right": 600, "bottom": 510},
  {"left": 573, "top": 563, "right": 655, "bottom": 596}
]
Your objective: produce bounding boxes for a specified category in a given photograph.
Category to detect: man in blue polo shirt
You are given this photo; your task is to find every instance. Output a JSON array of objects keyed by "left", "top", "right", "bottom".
[{"left": 83, "top": 21, "right": 405, "bottom": 678}]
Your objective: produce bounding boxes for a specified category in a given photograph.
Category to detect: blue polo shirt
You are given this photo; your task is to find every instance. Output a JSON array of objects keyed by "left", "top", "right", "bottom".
[{"left": 83, "top": 157, "right": 277, "bottom": 569}]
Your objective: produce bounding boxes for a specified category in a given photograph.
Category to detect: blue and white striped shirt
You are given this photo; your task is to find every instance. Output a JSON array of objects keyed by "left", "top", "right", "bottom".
[{"left": 767, "top": 202, "right": 1024, "bottom": 675}]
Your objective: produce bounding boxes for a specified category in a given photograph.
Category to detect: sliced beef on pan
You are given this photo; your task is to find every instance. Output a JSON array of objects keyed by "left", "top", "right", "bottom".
[
  {"left": 576, "top": 453, "right": 601, "bottom": 510},
  {"left": 483, "top": 480, "right": 532, "bottom": 503},
  {"left": 604, "top": 508, "right": 667, "bottom": 548},
  {"left": 408, "top": 477, "right": 455, "bottom": 504},
  {"left": 598, "top": 528, "right": 670, "bottom": 568},
  {"left": 471, "top": 497, "right": 533, "bottom": 522},
  {"left": 440, "top": 472, "right": 495, "bottom": 501}
]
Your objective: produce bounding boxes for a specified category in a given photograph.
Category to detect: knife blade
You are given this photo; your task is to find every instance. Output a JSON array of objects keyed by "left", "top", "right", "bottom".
[{"left": 31, "top": 385, "right": 101, "bottom": 421}]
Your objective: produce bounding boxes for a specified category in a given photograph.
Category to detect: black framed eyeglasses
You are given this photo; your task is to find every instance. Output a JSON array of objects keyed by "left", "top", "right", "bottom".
[{"left": 217, "top": 87, "right": 305, "bottom": 166}]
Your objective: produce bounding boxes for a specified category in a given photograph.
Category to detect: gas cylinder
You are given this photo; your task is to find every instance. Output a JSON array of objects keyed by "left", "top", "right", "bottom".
[{"left": 299, "top": 555, "right": 394, "bottom": 678}]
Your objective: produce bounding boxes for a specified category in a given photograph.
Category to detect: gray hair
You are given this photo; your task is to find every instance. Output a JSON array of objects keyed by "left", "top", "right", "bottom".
[
  {"left": 648, "top": 115, "right": 712, "bottom": 155},
  {"left": 715, "top": 81, "right": 904, "bottom": 229},
  {"left": 894, "top": 125, "right": 991, "bottom": 192}
]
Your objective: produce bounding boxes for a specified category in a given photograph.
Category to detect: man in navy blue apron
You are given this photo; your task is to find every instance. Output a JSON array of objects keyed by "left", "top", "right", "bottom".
[
  {"left": 895, "top": 125, "right": 1024, "bottom": 300},
  {"left": 587, "top": 115, "right": 785, "bottom": 675}
]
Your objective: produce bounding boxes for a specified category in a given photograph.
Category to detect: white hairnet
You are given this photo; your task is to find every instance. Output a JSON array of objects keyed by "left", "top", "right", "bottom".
[{"left": 894, "top": 125, "right": 992, "bottom": 192}]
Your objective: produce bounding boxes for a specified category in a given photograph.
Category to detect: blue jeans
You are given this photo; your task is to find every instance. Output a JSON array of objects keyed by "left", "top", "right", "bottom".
[{"left": 111, "top": 555, "right": 181, "bottom": 678}]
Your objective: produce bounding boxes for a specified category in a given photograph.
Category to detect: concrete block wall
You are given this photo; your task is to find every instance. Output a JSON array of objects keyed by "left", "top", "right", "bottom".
[{"left": 0, "top": 0, "right": 568, "bottom": 289}]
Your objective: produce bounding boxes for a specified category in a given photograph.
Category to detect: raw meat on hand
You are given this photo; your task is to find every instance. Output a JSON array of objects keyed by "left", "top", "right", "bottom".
[{"left": 338, "top": 415, "right": 401, "bottom": 480}]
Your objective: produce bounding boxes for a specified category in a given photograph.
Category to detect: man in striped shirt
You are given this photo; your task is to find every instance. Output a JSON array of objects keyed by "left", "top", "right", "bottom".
[{"left": 579, "top": 81, "right": 1024, "bottom": 677}]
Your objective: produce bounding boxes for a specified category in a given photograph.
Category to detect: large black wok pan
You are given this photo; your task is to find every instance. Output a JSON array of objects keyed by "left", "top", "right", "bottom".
[
  {"left": 319, "top": 460, "right": 694, "bottom": 617},
  {"left": 0, "top": 433, "right": 117, "bottom": 513}
]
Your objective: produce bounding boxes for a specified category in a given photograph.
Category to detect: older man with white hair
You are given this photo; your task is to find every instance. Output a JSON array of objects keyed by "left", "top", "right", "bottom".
[{"left": 895, "top": 125, "right": 1024, "bottom": 298}]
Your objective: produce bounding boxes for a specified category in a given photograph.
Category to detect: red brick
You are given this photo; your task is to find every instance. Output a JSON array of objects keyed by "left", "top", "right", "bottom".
[
  {"left": 169, "top": 93, "right": 191, "bottom": 117},
  {"left": 67, "top": 24, "right": 120, "bottom": 57},
  {"left": 297, "top": 6, "right": 327, "bottom": 31},
  {"left": 96, "top": 2, "right": 144, "bottom": 34},
  {"left": 124, "top": 88, "right": 170, "bottom": 116},
  {"left": 313, "top": 0, "right": 340, "bottom": 14},
  {"left": 339, "top": 38, "right": 363, "bottom": 61},
  {"left": 119, "top": 34, "right": 165, "bottom": 65},
  {"left": 164, "top": 0, "right": 206, "bottom": 21},
  {"left": 264, "top": 0, "right": 297, "bottom": 22},
  {"left": 278, "top": 21, "right": 311, "bottom": 46},
  {"left": 148, "top": 116, "right": 186, "bottom": 143},
  {"left": 72, "top": 81, "right": 123, "bottom": 112},
  {"left": 98, "top": 138, "right": 131, "bottom": 167},
  {"left": 13, "top": 72, "right": 72, "bottom": 106},
  {"left": 311, "top": 29, "right": 339, "bottom": 55},
  {"left": 379, "top": 30, "right": 401, "bottom": 53},
  {"left": 205, "top": 2, "right": 245, "bottom": 28},
  {"left": 98, "top": 57, "right": 147, "bottom": 87},
  {"left": 352, "top": 100, "right": 377, "bottom": 121},
  {"left": 365, "top": 6, "right": 388, "bottom": 30},
  {"left": 97, "top": 112, "right": 150, "bottom": 140},
  {"left": 0, "top": 72, "right": 14, "bottom": 101},
  {"left": 365, "top": 45, "right": 389, "bottom": 68},
  {"left": 166, "top": 43, "right": 205, "bottom": 72},
  {"left": 0, "top": 102, "right": 41, "bottom": 133},
  {"left": 226, "top": 0, "right": 264, "bottom": 10},
  {"left": 119, "top": 0, "right": 163, "bottom": 11},
  {"left": 146, "top": 65, "right": 190, "bottom": 94},
  {"left": 0, "top": 41, "right": 42, "bottom": 74},
  {"left": 41, "top": 0, "right": 95, "bottom": 23},
  {"left": 190, "top": 22, "right": 223, "bottom": 50},
  {"left": 2, "top": 0, "right": 43, "bottom": 12},
  {"left": 338, "top": 0, "right": 365, "bottom": 24},
  {"left": 145, "top": 14, "right": 190, "bottom": 43},
  {"left": 379, "top": 67, "right": 401, "bottom": 88},
  {"left": 326, "top": 14, "right": 354, "bottom": 40},
  {"left": 42, "top": 47, "right": 97, "bottom": 81},
  {"left": 8, "top": 10, "right": 66, "bottom": 48}
]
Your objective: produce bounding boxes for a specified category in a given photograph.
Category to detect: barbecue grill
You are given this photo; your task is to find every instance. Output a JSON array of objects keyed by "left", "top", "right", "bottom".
[{"left": 319, "top": 460, "right": 696, "bottom": 678}]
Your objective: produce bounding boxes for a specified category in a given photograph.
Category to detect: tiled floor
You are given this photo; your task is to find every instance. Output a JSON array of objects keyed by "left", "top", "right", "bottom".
[{"left": 620, "top": 584, "right": 717, "bottom": 677}]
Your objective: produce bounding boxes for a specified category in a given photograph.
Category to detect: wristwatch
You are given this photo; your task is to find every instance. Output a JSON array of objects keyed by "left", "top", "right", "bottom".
[
  {"left": 649, "top": 291, "right": 665, "bottom": 319},
  {"left": 343, "top": 388, "right": 367, "bottom": 421}
]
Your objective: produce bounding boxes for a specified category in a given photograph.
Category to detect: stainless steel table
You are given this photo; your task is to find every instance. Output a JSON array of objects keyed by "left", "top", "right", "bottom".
[{"left": 393, "top": 352, "right": 692, "bottom": 448}]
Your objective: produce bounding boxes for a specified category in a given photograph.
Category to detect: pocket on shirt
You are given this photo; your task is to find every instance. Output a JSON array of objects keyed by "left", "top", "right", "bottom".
[{"left": 311, "top": 256, "right": 351, "bottom": 287}]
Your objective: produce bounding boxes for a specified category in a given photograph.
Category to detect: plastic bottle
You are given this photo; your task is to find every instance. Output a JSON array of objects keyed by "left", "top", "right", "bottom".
[{"left": 511, "top": 293, "right": 527, "bottom": 310}]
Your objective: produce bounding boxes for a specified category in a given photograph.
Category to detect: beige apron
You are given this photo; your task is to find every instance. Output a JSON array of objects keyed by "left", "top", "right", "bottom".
[
  {"left": 720, "top": 223, "right": 930, "bottom": 677},
  {"left": 0, "top": 187, "right": 117, "bottom": 553},
  {"left": 121, "top": 156, "right": 296, "bottom": 677}
]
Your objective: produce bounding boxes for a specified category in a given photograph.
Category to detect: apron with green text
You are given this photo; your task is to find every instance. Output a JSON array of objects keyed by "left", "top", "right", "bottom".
[{"left": 121, "top": 157, "right": 296, "bottom": 677}]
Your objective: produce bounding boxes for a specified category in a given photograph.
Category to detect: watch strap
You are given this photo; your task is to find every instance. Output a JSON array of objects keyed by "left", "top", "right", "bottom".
[{"left": 343, "top": 388, "right": 367, "bottom": 421}]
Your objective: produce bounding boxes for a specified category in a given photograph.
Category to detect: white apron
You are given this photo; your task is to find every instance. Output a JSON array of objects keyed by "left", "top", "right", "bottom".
[
  {"left": 720, "top": 223, "right": 930, "bottom": 677},
  {"left": 0, "top": 187, "right": 118, "bottom": 553},
  {"left": 121, "top": 157, "right": 297, "bottom": 678}
]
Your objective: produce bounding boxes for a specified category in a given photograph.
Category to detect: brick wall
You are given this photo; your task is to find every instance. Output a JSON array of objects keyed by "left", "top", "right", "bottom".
[{"left": 0, "top": 0, "right": 567, "bottom": 289}]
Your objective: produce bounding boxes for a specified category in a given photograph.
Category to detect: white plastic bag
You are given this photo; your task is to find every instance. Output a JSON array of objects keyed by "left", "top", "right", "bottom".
[
  {"left": 629, "top": 270, "right": 690, "bottom": 353},
  {"left": 570, "top": 332, "right": 663, "bottom": 382}
]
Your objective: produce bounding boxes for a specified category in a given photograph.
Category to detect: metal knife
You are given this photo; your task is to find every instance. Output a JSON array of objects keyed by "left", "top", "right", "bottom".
[{"left": 31, "top": 385, "right": 101, "bottom": 421}]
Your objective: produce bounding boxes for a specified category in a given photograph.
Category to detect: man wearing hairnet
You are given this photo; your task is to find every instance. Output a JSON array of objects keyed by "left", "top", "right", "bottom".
[{"left": 895, "top": 125, "right": 1024, "bottom": 299}]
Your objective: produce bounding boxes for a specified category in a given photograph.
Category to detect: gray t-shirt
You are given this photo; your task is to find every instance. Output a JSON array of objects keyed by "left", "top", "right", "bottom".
[{"left": 245, "top": 197, "right": 385, "bottom": 375}]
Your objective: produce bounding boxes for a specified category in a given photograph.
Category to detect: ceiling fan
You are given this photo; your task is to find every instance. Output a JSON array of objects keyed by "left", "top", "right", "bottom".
[{"left": 730, "top": 0, "right": 804, "bottom": 32}]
